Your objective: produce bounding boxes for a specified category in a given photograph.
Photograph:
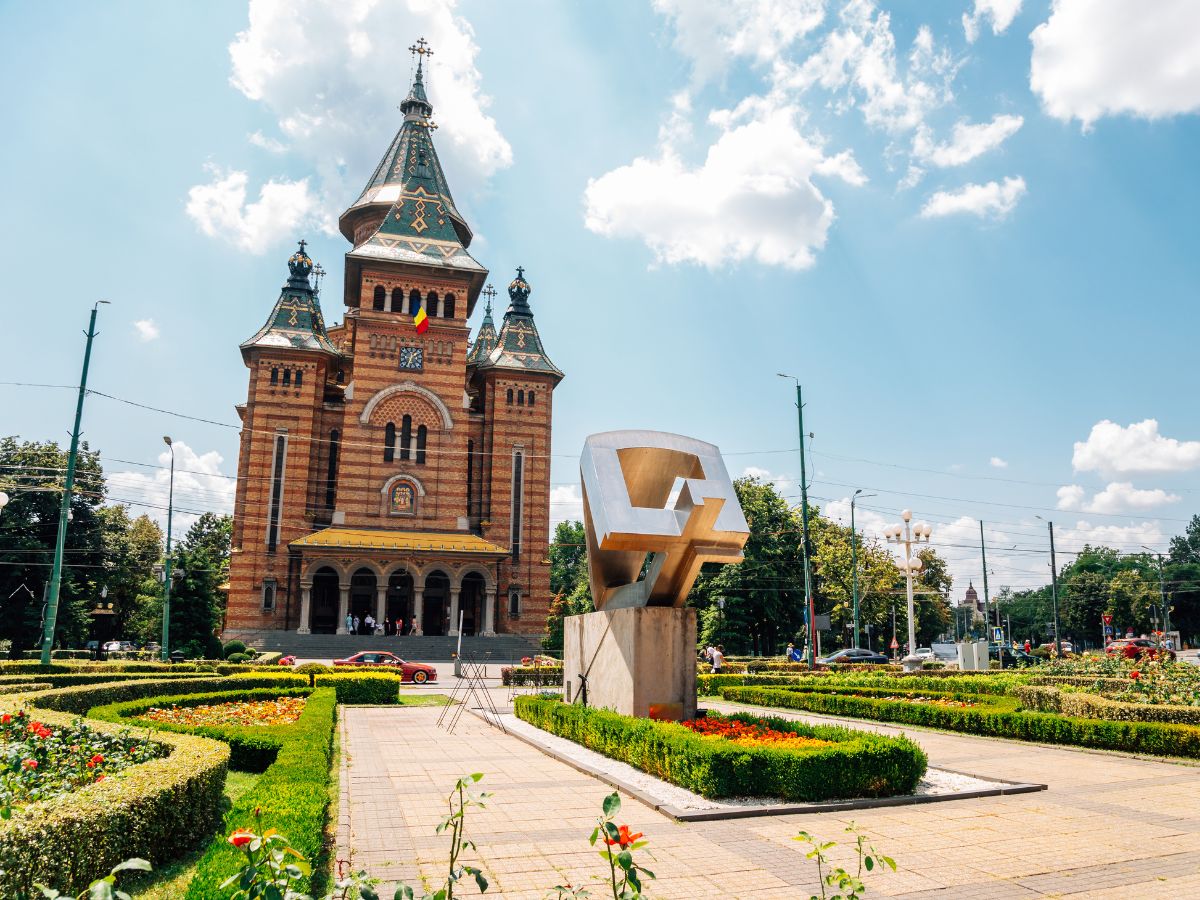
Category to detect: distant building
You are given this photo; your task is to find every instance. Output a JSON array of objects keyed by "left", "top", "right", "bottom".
[{"left": 963, "top": 581, "right": 986, "bottom": 622}]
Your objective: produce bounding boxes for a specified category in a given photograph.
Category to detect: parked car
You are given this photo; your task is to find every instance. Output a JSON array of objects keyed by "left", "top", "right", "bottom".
[
  {"left": 101, "top": 640, "right": 121, "bottom": 652},
  {"left": 817, "top": 648, "right": 890, "bottom": 665},
  {"left": 911, "top": 647, "right": 936, "bottom": 661},
  {"left": 989, "top": 645, "right": 1038, "bottom": 667},
  {"left": 278, "top": 655, "right": 297, "bottom": 666},
  {"left": 1105, "top": 639, "right": 1175, "bottom": 661},
  {"left": 332, "top": 651, "right": 438, "bottom": 683}
]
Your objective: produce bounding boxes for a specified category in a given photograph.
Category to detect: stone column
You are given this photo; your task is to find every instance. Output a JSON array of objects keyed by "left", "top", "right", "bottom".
[
  {"left": 412, "top": 587, "right": 424, "bottom": 632},
  {"left": 482, "top": 589, "right": 496, "bottom": 636},
  {"left": 447, "top": 589, "right": 461, "bottom": 636},
  {"left": 336, "top": 585, "right": 350, "bottom": 634},
  {"left": 375, "top": 586, "right": 387, "bottom": 629},
  {"left": 297, "top": 583, "right": 312, "bottom": 635}
]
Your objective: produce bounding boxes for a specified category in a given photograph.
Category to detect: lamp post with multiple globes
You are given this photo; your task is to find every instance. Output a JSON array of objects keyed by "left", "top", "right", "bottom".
[{"left": 884, "top": 510, "right": 932, "bottom": 659}]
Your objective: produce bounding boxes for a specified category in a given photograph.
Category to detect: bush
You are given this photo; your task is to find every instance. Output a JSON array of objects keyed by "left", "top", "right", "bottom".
[
  {"left": 513, "top": 696, "right": 926, "bottom": 802},
  {"left": 0, "top": 705, "right": 228, "bottom": 897},
  {"left": 183, "top": 688, "right": 337, "bottom": 899},
  {"left": 226, "top": 652, "right": 250, "bottom": 664},
  {"left": 500, "top": 665, "right": 564, "bottom": 687},
  {"left": 222, "top": 640, "right": 248, "bottom": 659},
  {"left": 723, "top": 685, "right": 1200, "bottom": 760},
  {"left": 1014, "top": 685, "right": 1200, "bottom": 726}
]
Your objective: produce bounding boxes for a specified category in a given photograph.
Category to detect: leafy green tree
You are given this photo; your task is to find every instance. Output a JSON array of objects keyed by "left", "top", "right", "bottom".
[
  {"left": 811, "top": 518, "right": 900, "bottom": 651},
  {"left": 541, "top": 579, "right": 594, "bottom": 655},
  {"left": 96, "top": 506, "right": 162, "bottom": 639},
  {"left": 162, "top": 513, "right": 231, "bottom": 658},
  {"left": 549, "top": 520, "right": 587, "bottom": 597},
  {"left": 1169, "top": 515, "right": 1200, "bottom": 565}
]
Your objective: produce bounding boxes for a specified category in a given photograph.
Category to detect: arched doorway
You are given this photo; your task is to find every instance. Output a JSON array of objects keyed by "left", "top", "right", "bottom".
[
  {"left": 387, "top": 570, "right": 414, "bottom": 634},
  {"left": 460, "top": 572, "right": 487, "bottom": 636},
  {"left": 423, "top": 571, "right": 450, "bottom": 636},
  {"left": 350, "top": 568, "right": 377, "bottom": 634},
  {"left": 311, "top": 567, "right": 340, "bottom": 634}
]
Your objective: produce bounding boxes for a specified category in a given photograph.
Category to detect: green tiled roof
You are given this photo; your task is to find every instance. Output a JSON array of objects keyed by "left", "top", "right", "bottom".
[
  {"left": 241, "top": 243, "right": 340, "bottom": 356},
  {"left": 471, "top": 268, "right": 562, "bottom": 381}
]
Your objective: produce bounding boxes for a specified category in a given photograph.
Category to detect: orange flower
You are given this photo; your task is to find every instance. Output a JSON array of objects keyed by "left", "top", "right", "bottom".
[
  {"left": 228, "top": 829, "right": 255, "bottom": 848},
  {"left": 1130, "top": 670, "right": 1141, "bottom": 680},
  {"left": 604, "top": 824, "right": 643, "bottom": 849},
  {"left": 22, "top": 759, "right": 37, "bottom": 770}
]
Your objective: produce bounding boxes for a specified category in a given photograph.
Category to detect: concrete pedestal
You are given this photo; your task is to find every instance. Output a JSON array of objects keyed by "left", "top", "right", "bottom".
[{"left": 563, "top": 606, "right": 696, "bottom": 721}]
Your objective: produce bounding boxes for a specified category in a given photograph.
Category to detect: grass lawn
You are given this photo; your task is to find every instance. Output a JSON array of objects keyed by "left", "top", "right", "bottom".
[
  {"left": 123, "top": 771, "right": 262, "bottom": 900},
  {"left": 395, "top": 693, "right": 452, "bottom": 706}
]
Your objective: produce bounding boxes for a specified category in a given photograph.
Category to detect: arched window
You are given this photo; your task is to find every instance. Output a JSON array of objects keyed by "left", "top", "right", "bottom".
[
  {"left": 389, "top": 479, "right": 416, "bottom": 515},
  {"left": 528, "top": 390, "right": 535, "bottom": 406},
  {"left": 294, "top": 369, "right": 303, "bottom": 388},
  {"left": 336, "top": 368, "right": 345, "bottom": 384},
  {"left": 517, "top": 389, "right": 525, "bottom": 406},
  {"left": 427, "top": 291, "right": 439, "bottom": 317},
  {"left": 416, "top": 425, "right": 428, "bottom": 465},
  {"left": 269, "top": 367, "right": 278, "bottom": 385},
  {"left": 282, "top": 369, "right": 292, "bottom": 387},
  {"left": 391, "top": 287, "right": 403, "bottom": 312},
  {"left": 400, "top": 415, "right": 412, "bottom": 461},
  {"left": 408, "top": 289, "right": 421, "bottom": 316},
  {"left": 444, "top": 293, "right": 456, "bottom": 319},
  {"left": 466, "top": 439, "right": 474, "bottom": 516},
  {"left": 383, "top": 422, "right": 396, "bottom": 463},
  {"left": 373, "top": 285, "right": 386, "bottom": 311},
  {"left": 325, "top": 429, "right": 340, "bottom": 508},
  {"left": 506, "top": 388, "right": 513, "bottom": 404}
]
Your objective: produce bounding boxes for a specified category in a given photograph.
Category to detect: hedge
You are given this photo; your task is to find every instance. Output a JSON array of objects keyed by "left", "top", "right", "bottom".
[
  {"left": 513, "top": 696, "right": 926, "bottom": 801},
  {"left": 0, "top": 705, "right": 228, "bottom": 897},
  {"left": 1015, "top": 685, "right": 1200, "bottom": 726},
  {"left": 183, "top": 687, "right": 337, "bottom": 899},
  {"left": 696, "top": 672, "right": 1021, "bottom": 697},
  {"left": 723, "top": 685, "right": 1200, "bottom": 759},
  {"left": 89, "top": 687, "right": 316, "bottom": 772},
  {"left": 501, "top": 665, "right": 564, "bottom": 686}
]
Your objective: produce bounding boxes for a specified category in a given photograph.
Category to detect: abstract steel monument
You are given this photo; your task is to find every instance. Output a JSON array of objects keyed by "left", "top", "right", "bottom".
[{"left": 564, "top": 431, "right": 750, "bottom": 720}]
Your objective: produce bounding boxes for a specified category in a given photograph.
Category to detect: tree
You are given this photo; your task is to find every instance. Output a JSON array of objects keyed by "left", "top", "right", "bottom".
[
  {"left": 162, "top": 513, "right": 231, "bottom": 658},
  {"left": 541, "top": 579, "right": 593, "bottom": 655},
  {"left": 549, "top": 520, "right": 587, "bottom": 597},
  {"left": 1169, "top": 515, "right": 1200, "bottom": 565},
  {"left": 97, "top": 507, "right": 162, "bottom": 639},
  {"left": 811, "top": 517, "right": 900, "bottom": 651}
]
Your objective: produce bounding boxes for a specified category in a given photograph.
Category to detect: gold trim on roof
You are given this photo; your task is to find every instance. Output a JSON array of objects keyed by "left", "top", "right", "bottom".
[{"left": 290, "top": 527, "right": 508, "bottom": 555}]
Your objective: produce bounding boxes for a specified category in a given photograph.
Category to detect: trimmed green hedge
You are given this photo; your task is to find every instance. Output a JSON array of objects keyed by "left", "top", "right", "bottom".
[
  {"left": 89, "top": 687, "right": 316, "bottom": 772},
  {"left": 183, "top": 688, "right": 337, "bottom": 899},
  {"left": 1015, "top": 684, "right": 1200, "bottom": 726},
  {"left": 697, "top": 672, "right": 1022, "bottom": 697},
  {"left": 0, "top": 705, "right": 228, "bottom": 897},
  {"left": 501, "top": 665, "right": 564, "bottom": 686},
  {"left": 513, "top": 696, "right": 926, "bottom": 801},
  {"left": 723, "top": 685, "right": 1200, "bottom": 759}
]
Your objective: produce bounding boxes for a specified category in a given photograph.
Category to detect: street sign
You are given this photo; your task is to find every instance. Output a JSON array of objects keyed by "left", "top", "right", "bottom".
[
  {"left": 1103, "top": 625, "right": 1114, "bottom": 636},
  {"left": 889, "top": 637, "right": 899, "bottom": 650},
  {"left": 1102, "top": 614, "right": 1113, "bottom": 625},
  {"left": 814, "top": 614, "right": 831, "bottom": 631},
  {"left": 992, "top": 627, "right": 1004, "bottom": 642}
]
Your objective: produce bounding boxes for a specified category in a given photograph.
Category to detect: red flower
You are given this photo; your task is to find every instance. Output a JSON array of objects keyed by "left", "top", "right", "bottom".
[
  {"left": 228, "top": 829, "right": 255, "bottom": 848},
  {"left": 1130, "top": 670, "right": 1141, "bottom": 680},
  {"left": 1, "top": 714, "right": 10, "bottom": 724},
  {"left": 604, "top": 825, "right": 644, "bottom": 849},
  {"left": 95, "top": 774, "right": 105, "bottom": 782},
  {"left": 22, "top": 759, "right": 37, "bottom": 770},
  {"left": 91, "top": 754, "right": 104, "bottom": 765}
]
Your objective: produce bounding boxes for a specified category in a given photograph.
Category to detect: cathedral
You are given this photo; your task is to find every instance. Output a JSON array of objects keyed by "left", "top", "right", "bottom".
[{"left": 224, "top": 49, "right": 560, "bottom": 638}]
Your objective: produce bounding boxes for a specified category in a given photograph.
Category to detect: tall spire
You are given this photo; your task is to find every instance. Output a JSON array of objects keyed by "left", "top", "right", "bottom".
[
  {"left": 467, "top": 284, "right": 499, "bottom": 365},
  {"left": 400, "top": 37, "right": 434, "bottom": 120},
  {"left": 241, "top": 241, "right": 340, "bottom": 358},
  {"left": 470, "top": 268, "right": 562, "bottom": 380}
]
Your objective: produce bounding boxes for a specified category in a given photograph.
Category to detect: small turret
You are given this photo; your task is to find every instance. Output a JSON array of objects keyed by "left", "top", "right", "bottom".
[{"left": 241, "top": 241, "right": 340, "bottom": 359}]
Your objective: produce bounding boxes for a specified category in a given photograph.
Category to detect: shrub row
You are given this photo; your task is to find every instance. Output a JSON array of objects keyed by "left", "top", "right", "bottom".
[
  {"left": 1014, "top": 685, "right": 1200, "bottom": 726},
  {"left": 696, "top": 672, "right": 1021, "bottom": 697},
  {"left": 513, "top": 696, "right": 926, "bottom": 801},
  {"left": 183, "top": 687, "right": 337, "bottom": 899},
  {"left": 500, "top": 665, "right": 564, "bottom": 686},
  {"left": 89, "top": 687, "right": 316, "bottom": 771},
  {"left": 723, "top": 685, "right": 1200, "bottom": 759},
  {"left": 0, "top": 705, "right": 228, "bottom": 897}
]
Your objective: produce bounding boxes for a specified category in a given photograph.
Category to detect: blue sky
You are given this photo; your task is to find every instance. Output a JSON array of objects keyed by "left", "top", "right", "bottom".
[{"left": 3, "top": 0, "right": 1200, "bottom": 596}]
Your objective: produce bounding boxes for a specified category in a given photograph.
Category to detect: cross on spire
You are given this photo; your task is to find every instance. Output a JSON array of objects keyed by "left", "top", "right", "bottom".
[
  {"left": 409, "top": 37, "right": 434, "bottom": 60},
  {"left": 482, "top": 283, "right": 497, "bottom": 314},
  {"left": 298, "top": 239, "right": 307, "bottom": 253},
  {"left": 516, "top": 266, "right": 525, "bottom": 280}
]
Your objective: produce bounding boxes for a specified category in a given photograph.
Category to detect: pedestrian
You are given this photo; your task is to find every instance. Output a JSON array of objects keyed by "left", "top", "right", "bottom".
[
  {"left": 710, "top": 644, "right": 725, "bottom": 674},
  {"left": 411, "top": 620, "right": 422, "bottom": 636},
  {"left": 385, "top": 618, "right": 393, "bottom": 636},
  {"left": 786, "top": 642, "right": 802, "bottom": 663},
  {"left": 364, "top": 613, "right": 375, "bottom": 634},
  {"left": 345, "top": 613, "right": 353, "bottom": 634},
  {"left": 702, "top": 644, "right": 714, "bottom": 664},
  {"left": 352, "top": 615, "right": 360, "bottom": 635},
  {"left": 1023, "top": 638, "right": 1031, "bottom": 653}
]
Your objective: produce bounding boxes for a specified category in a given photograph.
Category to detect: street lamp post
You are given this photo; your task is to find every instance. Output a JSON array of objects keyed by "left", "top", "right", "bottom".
[
  {"left": 850, "top": 490, "right": 875, "bottom": 650},
  {"left": 778, "top": 375, "right": 815, "bottom": 665},
  {"left": 161, "top": 436, "right": 176, "bottom": 662},
  {"left": 884, "top": 510, "right": 932, "bottom": 659}
]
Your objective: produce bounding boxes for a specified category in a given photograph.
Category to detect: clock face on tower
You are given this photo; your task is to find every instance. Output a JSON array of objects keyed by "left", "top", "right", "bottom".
[{"left": 398, "top": 346, "right": 424, "bottom": 371}]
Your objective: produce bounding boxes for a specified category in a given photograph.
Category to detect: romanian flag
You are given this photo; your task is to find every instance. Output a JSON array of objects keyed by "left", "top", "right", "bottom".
[{"left": 414, "top": 305, "right": 429, "bottom": 334}]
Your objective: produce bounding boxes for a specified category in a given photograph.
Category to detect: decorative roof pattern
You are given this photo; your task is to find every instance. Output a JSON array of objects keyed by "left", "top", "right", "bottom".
[
  {"left": 466, "top": 284, "right": 499, "bottom": 364},
  {"left": 471, "top": 268, "right": 562, "bottom": 380},
  {"left": 291, "top": 527, "right": 508, "bottom": 555},
  {"left": 241, "top": 242, "right": 340, "bottom": 356}
]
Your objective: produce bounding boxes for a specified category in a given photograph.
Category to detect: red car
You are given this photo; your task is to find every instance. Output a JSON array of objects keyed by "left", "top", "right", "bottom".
[
  {"left": 1105, "top": 639, "right": 1176, "bottom": 661},
  {"left": 332, "top": 651, "right": 438, "bottom": 683}
]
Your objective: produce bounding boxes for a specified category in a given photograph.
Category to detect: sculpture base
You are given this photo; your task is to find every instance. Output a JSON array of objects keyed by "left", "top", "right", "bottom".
[{"left": 563, "top": 606, "right": 697, "bottom": 721}]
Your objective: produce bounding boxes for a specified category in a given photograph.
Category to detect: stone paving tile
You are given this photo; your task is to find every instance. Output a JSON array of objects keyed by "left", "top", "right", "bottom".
[{"left": 338, "top": 700, "right": 1200, "bottom": 898}]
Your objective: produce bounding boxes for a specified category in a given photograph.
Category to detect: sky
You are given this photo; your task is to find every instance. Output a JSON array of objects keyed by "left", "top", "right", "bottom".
[{"left": 3, "top": 0, "right": 1200, "bottom": 603}]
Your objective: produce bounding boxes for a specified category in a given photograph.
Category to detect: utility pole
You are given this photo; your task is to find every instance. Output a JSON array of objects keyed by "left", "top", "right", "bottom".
[
  {"left": 980, "top": 520, "right": 991, "bottom": 640},
  {"left": 850, "top": 489, "right": 874, "bottom": 650},
  {"left": 161, "top": 436, "right": 176, "bottom": 662},
  {"left": 779, "top": 376, "right": 816, "bottom": 665},
  {"left": 1143, "top": 546, "right": 1170, "bottom": 644},
  {"left": 1048, "top": 520, "right": 1062, "bottom": 657},
  {"left": 42, "top": 301, "right": 108, "bottom": 665}
]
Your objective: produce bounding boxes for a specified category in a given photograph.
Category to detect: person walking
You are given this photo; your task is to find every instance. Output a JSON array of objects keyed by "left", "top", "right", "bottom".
[
  {"left": 345, "top": 613, "right": 353, "bottom": 634},
  {"left": 786, "top": 642, "right": 803, "bottom": 663},
  {"left": 364, "top": 613, "right": 375, "bottom": 635},
  {"left": 1023, "top": 638, "right": 1031, "bottom": 653},
  {"left": 352, "top": 614, "right": 360, "bottom": 635},
  {"left": 710, "top": 644, "right": 725, "bottom": 674}
]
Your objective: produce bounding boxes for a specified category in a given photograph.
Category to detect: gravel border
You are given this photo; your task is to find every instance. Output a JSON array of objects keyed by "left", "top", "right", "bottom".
[{"left": 473, "top": 708, "right": 1045, "bottom": 821}]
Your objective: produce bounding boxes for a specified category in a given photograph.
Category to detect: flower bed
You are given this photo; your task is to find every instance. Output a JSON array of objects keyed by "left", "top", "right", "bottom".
[
  {"left": 143, "top": 695, "right": 306, "bottom": 728},
  {"left": 513, "top": 695, "right": 926, "bottom": 801},
  {"left": 680, "top": 714, "right": 835, "bottom": 748}
]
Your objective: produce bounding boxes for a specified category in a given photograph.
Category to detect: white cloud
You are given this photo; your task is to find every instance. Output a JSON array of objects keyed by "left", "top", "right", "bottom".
[
  {"left": 1058, "top": 519, "right": 1165, "bottom": 555},
  {"left": 584, "top": 104, "right": 859, "bottom": 270},
  {"left": 108, "top": 442, "right": 236, "bottom": 535},
  {"left": 912, "top": 114, "right": 1023, "bottom": 167},
  {"left": 132, "top": 319, "right": 160, "bottom": 342},
  {"left": 989, "top": 456, "right": 1008, "bottom": 469},
  {"left": 186, "top": 166, "right": 316, "bottom": 255},
  {"left": 1056, "top": 484, "right": 1085, "bottom": 510},
  {"left": 920, "top": 176, "right": 1026, "bottom": 219},
  {"left": 1082, "top": 482, "right": 1181, "bottom": 514},
  {"left": 190, "top": 0, "right": 511, "bottom": 251},
  {"left": 653, "top": 0, "right": 826, "bottom": 81},
  {"left": 248, "top": 131, "right": 287, "bottom": 153},
  {"left": 1030, "top": 0, "right": 1200, "bottom": 128},
  {"left": 550, "top": 485, "right": 583, "bottom": 528},
  {"left": 1072, "top": 419, "right": 1200, "bottom": 475},
  {"left": 963, "top": 0, "right": 1022, "bottom": 43}
]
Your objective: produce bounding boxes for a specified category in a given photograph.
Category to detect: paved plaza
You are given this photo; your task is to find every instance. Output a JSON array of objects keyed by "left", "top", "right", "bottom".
[{"left": 338, "top": 697, "right": 1200, "bottom": 898}]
